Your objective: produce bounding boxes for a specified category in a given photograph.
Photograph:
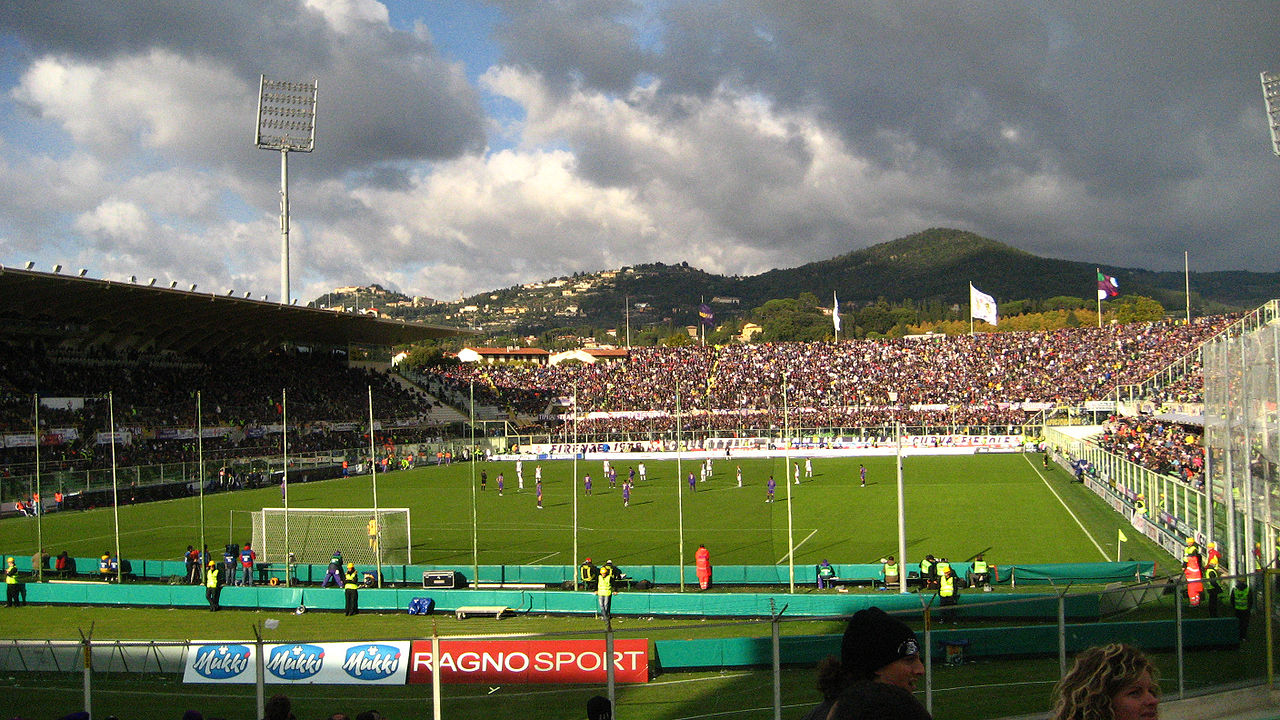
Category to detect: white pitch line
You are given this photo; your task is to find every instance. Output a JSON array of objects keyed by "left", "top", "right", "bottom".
[
  {"left": 1023, "top": 453, "right": 1108, "bottom": 560},
  {"left": 523, "top": 551, "right": 560, "bottom": 565},
  {"left": 775, "top": 528, "right": 818, "bottom": 565}
]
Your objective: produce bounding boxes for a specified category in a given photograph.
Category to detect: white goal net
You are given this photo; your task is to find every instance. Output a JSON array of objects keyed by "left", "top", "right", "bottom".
[{"left": 250, "top": 508, "right": 412, "bottom": 565}]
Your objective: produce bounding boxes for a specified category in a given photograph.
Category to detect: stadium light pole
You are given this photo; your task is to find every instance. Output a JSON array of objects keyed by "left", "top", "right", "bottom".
[
  {"left": 255, "top": 75, "right": 317, "bottom": 306},
  {"left": 1261, "top": 71, "right": 1280, "bottom": 157}
]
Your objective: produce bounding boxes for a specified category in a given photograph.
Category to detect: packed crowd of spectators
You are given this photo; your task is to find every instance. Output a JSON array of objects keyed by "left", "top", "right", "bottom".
[
  {"left": 428, "top": 316, "right": 1232, "bottom": 435},
  {"left": 0, "top": 341, "right": 451, "bottom": 478},
  {"left": 0, "top": 315, "right": 1230, "bottom": 482},
  {"left": 1094, "top": 414, "right": 1205, "bottom": 487}
]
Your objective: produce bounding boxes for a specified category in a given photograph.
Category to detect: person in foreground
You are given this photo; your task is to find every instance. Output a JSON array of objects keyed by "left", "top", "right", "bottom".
[
  {"left": 803, "top": 606, "right": 930, "bottom": 720},
  {"left": 1049, "top": 643, "right": 1159, "bottom": 720}
]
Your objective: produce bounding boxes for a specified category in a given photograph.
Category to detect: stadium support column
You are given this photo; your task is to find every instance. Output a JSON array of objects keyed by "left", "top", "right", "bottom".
[
  {"left": 109, "top": 391, "right": 122, "bottom": 584},
  {"left": 470, "top": 380, "right": 478, "bottom": 588},
  {"left": 370, "top": 386, "right": 382, "bottom": 588},
  {"left": 197, "top": 392, "right": 206, "bottom": 581},
  {"left": 33, "top": 395, "right": 42, "bottom": 582},
  {"left": 896, "top": 422, "right": 907, "bottom": 593},
  {"left": 783, "top": 372, "right": 795, "bottom": 594},
  {"left": 572, "top": 385, "right": 579, "bottom": 591},
  {"left": 677, "top": 388, "right": 685, "bottom": 593}
]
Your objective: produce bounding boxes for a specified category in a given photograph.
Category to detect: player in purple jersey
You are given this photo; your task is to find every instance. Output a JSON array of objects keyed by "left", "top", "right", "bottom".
[
  {"left": 608, "top": 467, "right": 617, "bottom": 488},
  {"left": 629, "top": 466, "right": 636, "bottom": 484},
  {"left": 622, "top": 481, "right": 630, "bottom": 508},
  {"left": 536, "top": 479, "right": 543, "bottom": 508},
  {"left": 584, "top": 473, "right": 593, "bottom": 495},
  {"left": 688, "top": 471, "right": 696, "bottom": 492},
  {"left": 766, "top": 475, "right": 776, "bottom": 502},
  {"left": 860, "top": 464, "right": 867, "bottom": 488},
  {"left": 497, "top": 473, "right": 504, "bottom": 496}
]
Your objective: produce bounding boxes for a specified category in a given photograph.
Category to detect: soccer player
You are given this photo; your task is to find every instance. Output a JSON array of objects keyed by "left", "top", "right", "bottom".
[
  {"left": 497, "top": 473, "right": 504, "bottom": 496},
  {"left": 535, "top": 464, "right": 542, "bottom": 487},
  {"left": 516, "top": 459, "right": 524, "bottom": 489},
  {"left": 766, "top": 475, "right": 776, "bottom": 502},
  {"left": 688, "top": 471, "right": 696, "bottom": 492},
  {"left": 628, "top": 466, "right": 635, "bottom": 485},
  {"left": 603, "top": 459, "right": 610, "bottom": 477},
  {"left": 536, "top": 478, "right": 543, "bottom": 509},
  {"left": 638, "top": 462, "right": 646, "bottom": 482},
  {"left": 608, "top": 467, "right": 617, "bottom": 489},
  {"left": 860, "top": 464, "right": 867, "bottom": 488},
  {"left": 622, "top": 481, "right": 630, "bottom": 508},
  {"left": 736, "top": 465, "right": 743, "bottom": 487},
  {"left": 480, "top": 469, "right": 487, "bottom": 491},
  {"left": 804, "top": 457, "right": 813, "bottom": 477},
  {"left": 584, "top": 473, "right": 592, "bottom": 495},
  {"left": 794, "top": 463, "right": 800, "bottom": 485}
]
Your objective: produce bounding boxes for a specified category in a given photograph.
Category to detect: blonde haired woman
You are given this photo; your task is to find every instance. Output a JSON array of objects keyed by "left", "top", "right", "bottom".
[{"left": 1050, "top": 644, "right": 1160, "bottom": 720}]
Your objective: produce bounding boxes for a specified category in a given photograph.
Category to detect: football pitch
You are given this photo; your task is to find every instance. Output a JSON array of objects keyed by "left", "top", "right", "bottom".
[{"left": 0, "top": 452, "right": 1167, "bottom": 568}]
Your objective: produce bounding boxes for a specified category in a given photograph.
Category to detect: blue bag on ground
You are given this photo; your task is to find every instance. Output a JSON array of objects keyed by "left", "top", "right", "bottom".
[{"left": 408, "top": 597, "right": 434, "bottom": 615}]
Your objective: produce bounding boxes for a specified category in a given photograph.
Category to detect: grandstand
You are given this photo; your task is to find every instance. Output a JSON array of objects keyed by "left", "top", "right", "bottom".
[{"left": 2, "top": 263, "right": 1279, "bottom": 720}]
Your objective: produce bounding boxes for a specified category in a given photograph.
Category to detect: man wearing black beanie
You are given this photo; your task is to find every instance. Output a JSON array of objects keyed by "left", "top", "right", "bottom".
[{"left": 800, "top": 607, "right": 930, "bottom": 720}]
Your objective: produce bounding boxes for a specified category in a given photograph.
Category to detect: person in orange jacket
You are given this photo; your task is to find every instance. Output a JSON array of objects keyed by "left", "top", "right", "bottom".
[{"left": 695, "top": 544, "right": 712, "bottom": 590}]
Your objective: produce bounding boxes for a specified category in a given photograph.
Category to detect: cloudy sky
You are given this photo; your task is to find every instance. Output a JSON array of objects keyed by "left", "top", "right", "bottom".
[{"left": 1, "top": 1, "right": 1278, "bottom": 304}]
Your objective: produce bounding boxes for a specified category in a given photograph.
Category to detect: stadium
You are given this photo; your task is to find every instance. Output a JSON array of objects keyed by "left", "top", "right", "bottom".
[{"left": 0, "top": 264, "right": 1277, "bottom": 720}]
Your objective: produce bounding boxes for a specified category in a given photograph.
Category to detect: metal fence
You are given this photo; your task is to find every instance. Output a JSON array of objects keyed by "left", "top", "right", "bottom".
[{"left": 1, "top": 574, "right": 1274, "bottom": 720}]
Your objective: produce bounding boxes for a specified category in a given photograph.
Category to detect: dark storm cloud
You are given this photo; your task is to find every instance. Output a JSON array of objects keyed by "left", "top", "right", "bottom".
[
  {"left": 489, "top": 0, "right": 1280, "bottom": 271},
  {"left": 0, "top": 0, "right": 487, "bottom": 173}
]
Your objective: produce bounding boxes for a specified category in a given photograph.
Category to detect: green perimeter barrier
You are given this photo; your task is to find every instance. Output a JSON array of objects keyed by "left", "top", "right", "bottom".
[
  {"left": 651, "top": 618, "right": 1238, "bottom": 670},
  {"left": 14, "top": 582, "right": 1101, "bottom": 620},
  {"left": 25, "top": 556, "right": 1154, "bottom": 589}
]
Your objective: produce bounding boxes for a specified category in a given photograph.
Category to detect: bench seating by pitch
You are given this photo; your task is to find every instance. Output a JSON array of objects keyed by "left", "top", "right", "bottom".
[{"left": 454, "top": 605, "right": 510, "bottom": 620}]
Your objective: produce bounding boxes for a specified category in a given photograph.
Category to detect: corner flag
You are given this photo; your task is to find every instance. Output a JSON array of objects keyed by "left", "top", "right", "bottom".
[
  {"left": 1118, "top": 528, "right": 1128, "bottom": 543},
  {"left": 969, "top": 283, "right": 998, "bottom": 326}
]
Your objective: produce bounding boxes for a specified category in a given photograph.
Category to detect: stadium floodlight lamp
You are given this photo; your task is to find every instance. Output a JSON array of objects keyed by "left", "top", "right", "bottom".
[
  {"left": 148, "top": 278, "right": 156, "bottom": 286},
  {"left": 51, "top": 264, "right": 61, "bottom": 273},
  {"left": 244, "top": 291, "right": 252, "bottom": 298},
  {"left": 1263, "top": 71, "right": 1280, "bottom": 156},
  {"left": 23, "top": 261, "right": 34, "bottom": 270},
  {"left": 189, "top": 284, "right": 198, "bottom": 292},
  {"left": 129, "top": 275, "right": 136, "bottom": 283},
  {"left": 79, "top": 268, "right": 89, "bottom": 277},
  {"left": 255, "top": 74, "right": 318, "bottom": 308},
  {"left": 226, "top": 288, "right": 235, "bottom": 296},
  {"left": 169, "top": 280, "right": 177, "bottom": 289}
]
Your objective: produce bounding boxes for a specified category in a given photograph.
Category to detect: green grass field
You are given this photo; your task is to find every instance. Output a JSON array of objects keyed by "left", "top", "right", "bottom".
[
  {"left": 0, "top": 453, "right": 1167, "bottom": 568},
  {"left": 0, "top": 452, "right": 1198, "bottom": 720}
]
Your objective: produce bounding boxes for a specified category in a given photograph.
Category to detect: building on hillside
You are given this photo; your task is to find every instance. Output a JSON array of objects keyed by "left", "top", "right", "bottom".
[
  {"left": 711, "top": 296, "right": 740, "bottom": 305},
  {"left": 548, "top": 347, "right": 629, "bottom": 366},
  {"left": 456, "top": 347, "right": 551, "bottom": 365},
  {"left": 739, "top": 323, "right": 762, "bottom": 342}
]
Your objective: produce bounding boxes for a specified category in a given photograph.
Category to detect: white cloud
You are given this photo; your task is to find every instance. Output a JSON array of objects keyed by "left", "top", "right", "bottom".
[{"left": 304, "top": 0, "right": 390, "bottom": 34}]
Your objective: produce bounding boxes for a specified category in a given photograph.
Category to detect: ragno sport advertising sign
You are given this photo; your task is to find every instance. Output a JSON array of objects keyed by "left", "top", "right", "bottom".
[
  {"left": 407, "top": 639, "right": 649, "bottom": 684},
  {"left": 183, "top": 639, "right": 648, "bottom": 685}
]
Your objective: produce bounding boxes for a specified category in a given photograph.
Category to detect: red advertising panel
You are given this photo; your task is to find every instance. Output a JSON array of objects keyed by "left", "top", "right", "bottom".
[{"left": 407, "top": 639, "right": 648, "bottom": 684}]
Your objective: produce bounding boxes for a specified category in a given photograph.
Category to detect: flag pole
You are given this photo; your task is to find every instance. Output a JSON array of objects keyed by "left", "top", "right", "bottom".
[
  {"left": 1096, "top": 268, "right": 1102, "bottom": 328},
  {"left": 1184, "top": 251, "right": 1191, "bottom": 324}
]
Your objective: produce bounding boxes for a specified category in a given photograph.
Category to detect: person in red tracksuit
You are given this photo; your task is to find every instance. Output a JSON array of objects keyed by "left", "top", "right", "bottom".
[{"left": 696, "top": 544, "right": 712, "bottom": 590}]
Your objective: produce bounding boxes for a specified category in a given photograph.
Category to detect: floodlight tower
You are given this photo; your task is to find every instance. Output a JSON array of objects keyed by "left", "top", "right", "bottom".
[
  {"left": 1262, "top": 71, "right": 1280, "bottom": 156},
  {"left": 255, "top": 75, "right": 318, "bottom": 306}
]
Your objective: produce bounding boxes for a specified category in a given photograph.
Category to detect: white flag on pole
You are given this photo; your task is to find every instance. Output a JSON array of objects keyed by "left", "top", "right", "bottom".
[
  {"left": 969, "top": 283, "right": 998, "bottom": 326},
  {"left": 832, "top": 292, "right": 841, "bottom": 333}
]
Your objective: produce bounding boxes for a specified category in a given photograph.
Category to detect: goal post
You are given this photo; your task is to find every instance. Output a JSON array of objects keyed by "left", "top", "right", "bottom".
[{"left": 250, "top": 508, "right": 412, "bottom": 565}]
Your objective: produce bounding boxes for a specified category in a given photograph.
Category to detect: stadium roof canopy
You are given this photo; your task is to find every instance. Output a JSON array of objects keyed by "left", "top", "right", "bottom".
[{"left": 0, "top": 267, "right": 473, "bottom": 355}]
